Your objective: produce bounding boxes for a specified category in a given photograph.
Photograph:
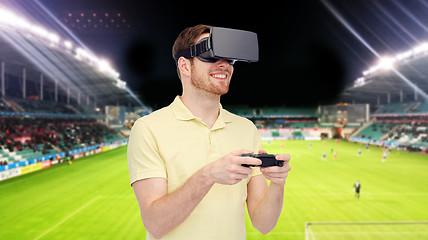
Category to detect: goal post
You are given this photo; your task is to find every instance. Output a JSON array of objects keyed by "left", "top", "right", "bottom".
[{"left": 305, "top": 221, "right": 428, "bottom": 240}]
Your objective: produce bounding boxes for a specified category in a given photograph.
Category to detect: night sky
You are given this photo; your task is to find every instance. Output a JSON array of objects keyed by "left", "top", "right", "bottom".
[{"left": 25, "top": 0, "right": 428, "bottom": 108}]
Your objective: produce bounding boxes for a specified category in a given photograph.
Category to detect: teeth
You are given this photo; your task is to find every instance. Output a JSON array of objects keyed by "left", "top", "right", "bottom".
[{"left": 212, "top": 74, "right": 226, "bottom": 79}]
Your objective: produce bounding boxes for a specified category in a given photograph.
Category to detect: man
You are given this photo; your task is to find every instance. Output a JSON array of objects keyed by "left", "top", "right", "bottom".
[
  {"left": 127, "top": 24, "right": 291, "bottom": 239},
  {"left": 354, "top": 180, "right": 361, "bottom": 199}
]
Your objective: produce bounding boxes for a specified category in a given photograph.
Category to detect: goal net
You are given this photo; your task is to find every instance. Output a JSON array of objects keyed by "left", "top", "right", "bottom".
[{"left": 305, "top": 221, "right": 428, "bottom": 240}]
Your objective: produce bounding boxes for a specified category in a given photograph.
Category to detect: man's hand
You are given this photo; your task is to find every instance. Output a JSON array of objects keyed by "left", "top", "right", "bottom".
[
  {"left": 207, "top": 149, "right": 262, "bottom": 185},
  {"left": 259, "top": 150, "right": 291, "bottom": 185},
  {"left": 246, "top": 150, "right": 291, "bottom": 234}
]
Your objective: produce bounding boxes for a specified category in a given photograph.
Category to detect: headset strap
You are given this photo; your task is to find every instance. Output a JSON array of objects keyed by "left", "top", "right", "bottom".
[{"left": 174, "top": 38, "right": 210, "bottom": 65}]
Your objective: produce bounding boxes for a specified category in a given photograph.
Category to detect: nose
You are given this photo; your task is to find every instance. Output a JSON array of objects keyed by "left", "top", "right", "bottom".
[{"left": 217, "top": 59, "right": 232, "bottom": 67}]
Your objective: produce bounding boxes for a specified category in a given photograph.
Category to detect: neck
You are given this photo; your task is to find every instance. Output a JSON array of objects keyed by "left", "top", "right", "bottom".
[{"left": 180, "top": 92, "right": 221, "bottom": 128}]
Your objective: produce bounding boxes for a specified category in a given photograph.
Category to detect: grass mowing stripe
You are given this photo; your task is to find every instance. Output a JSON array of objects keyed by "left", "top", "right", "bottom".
[
  {"left": 34, "top": 196, "right": 101, "bottom": 240},
  {"left": 0, "top": 146, "right": 144, "bottom": 240}
]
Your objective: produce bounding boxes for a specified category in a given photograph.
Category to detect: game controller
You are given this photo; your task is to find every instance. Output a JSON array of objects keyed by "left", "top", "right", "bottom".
[{"left": 241, "top": 153, "right": 284, "bottom": 167}]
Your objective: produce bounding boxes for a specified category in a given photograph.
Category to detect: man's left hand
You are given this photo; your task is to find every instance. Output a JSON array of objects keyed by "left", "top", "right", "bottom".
[{"left": 259, "top": 150, "right": 291, "bottom": 185}]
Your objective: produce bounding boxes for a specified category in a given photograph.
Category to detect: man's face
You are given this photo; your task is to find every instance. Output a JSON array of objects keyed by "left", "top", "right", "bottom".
[{"left": 190, "top": 33, "right": 234, "bottom": 96}]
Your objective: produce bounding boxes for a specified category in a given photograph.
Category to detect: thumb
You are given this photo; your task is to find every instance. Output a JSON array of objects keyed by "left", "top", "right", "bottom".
[{"left": 258, "top": 149, "right": 267, "bottom": 154}]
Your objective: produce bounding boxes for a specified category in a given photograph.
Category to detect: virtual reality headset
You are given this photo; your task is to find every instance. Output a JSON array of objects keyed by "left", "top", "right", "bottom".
[{"left": 174, "top": 26, "right": 259, "bottom": 66}]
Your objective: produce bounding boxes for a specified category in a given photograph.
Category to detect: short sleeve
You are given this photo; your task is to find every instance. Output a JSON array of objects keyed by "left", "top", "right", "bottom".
[{"left": 127, "top": 118, "right": 167, "bottom": 186}]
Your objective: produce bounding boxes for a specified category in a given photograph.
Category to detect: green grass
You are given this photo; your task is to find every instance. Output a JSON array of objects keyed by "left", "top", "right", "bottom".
[
  {"left": 0, "top": 147, "right": 145, "bottom": 240},
  {"left": 1, "top": 141, "right": 428, "bottom": 239},
  {"left": 246, "top": 140, "right": 428, "bottom": 239}
]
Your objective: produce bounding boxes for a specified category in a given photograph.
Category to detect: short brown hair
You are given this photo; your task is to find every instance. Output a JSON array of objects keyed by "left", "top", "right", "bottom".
[{"left": 172, "top": 24, "right": 210, "bottom": 78}]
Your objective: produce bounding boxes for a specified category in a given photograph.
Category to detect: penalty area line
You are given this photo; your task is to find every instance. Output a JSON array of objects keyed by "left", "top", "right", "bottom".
[{"left": 33, "top": 196, "right": 101, "bottom": 240}]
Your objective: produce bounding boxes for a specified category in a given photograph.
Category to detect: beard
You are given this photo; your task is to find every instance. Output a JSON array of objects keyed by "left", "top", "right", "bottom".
[{"left": 190, "top": 68, "right": 230, "bottom": 96}]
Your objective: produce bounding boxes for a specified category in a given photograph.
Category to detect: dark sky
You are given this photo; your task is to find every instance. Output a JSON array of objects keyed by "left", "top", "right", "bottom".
[{"left": 31, "top": 0, "right": 428, "bottom": 109}]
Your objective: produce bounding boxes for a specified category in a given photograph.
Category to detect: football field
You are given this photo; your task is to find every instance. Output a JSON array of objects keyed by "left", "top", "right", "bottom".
[{"left": 1, "top": 140, "right": 427, "bottom": 239}]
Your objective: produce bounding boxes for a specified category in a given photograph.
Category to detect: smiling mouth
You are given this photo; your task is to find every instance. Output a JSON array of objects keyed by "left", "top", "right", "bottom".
[{"left": 210, "top": 73, "right": 227, "bottom": 79}]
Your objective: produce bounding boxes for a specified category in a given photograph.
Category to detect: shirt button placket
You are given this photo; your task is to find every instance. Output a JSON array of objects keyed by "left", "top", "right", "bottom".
[{"left": 209, "top": 131, "right": 215, "bottom": 152}]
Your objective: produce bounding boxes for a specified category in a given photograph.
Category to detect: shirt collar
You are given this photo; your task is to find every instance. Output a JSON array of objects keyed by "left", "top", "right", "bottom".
[
  {"left": 171, "top": 96, "right": 196, "bottom": 121},
  {"left": 171, "top": 96, "right": 233, "bottom": 127}
]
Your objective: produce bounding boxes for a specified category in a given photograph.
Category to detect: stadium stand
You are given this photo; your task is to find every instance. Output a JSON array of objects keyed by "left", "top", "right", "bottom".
[
  {"left": 227, "top": 106, "right": 327, "bottom": 140},
  {"left": 348, "top": 101, "right": 428, "bottom": 151},
  {"left": 354, "top": 121, "right": 399, "bottom": 140},
  {"left": 226, "top": 102, "right": 428, "bottom": 152},
  {"left": 260, "top": 107, "right": 317, "bottom": 118},
  {"left": 0, "top": 97, "right": 103, "bottom": 117},
  {"left": 374, "top": 102, "right": 414, "bottom": 115},
  {"left": 0, "top": 5, "right": 147, "bottom": 181},
  {"left": 0, "top": 116, "right": 126, "bottom": 164},
  {"left": 408, "top": 101, "right": 428, "bottom": 113}
]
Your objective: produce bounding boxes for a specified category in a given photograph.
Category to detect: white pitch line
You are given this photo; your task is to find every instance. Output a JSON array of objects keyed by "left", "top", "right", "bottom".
[{"left": 33, "top": 196, "right": 101, "bottom": 240}]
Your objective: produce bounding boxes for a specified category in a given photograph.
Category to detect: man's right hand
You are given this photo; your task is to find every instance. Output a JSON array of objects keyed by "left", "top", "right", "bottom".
[{"left": 206, "top": 149, "right": 262, "bottom": 185}]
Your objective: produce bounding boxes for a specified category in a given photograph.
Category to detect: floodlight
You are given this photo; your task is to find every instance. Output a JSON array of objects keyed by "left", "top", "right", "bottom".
[
  {"left": 395, "top": 50, "right": 413, "bottom": 61},
  {"left": 48, "top": 33, "right": 60, "bottom": 44},
  {"left": 115, "top": 79, "right": 126, "bottom": 89},
  {"left": 354, "top": 77, "right": 365, "bottom": 87},
  {"left": 97, "top": 59, "right": 111, "bottom": 72},
  {"left": 64, "top": 40, "right": 73, "bottom": 49},
  {"left": 413, "top": 42, "right": 428, "bottom": 55},
  {"left": 32, "top": 26, "right": 48, "bottom": 37},
  {"left": 0, "top": 8, "right": 18, "bottom": 24},
  {"left": 0, "top": 4, "right": 132, "bottom": 102},
  {"left": 368, "top": 66, "right": 378, "bottom": 74},
  {"left": 378, "top": 57, "right": 395, "bottom": 70}
]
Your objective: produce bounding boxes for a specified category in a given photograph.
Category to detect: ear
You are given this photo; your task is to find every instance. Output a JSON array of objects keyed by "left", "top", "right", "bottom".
[{"left": 177, "top": 57, "right": 191, "bottom": 78}]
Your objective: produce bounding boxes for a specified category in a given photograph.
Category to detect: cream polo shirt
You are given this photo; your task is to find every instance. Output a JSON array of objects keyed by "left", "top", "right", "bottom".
[{"left": 127, "top": 96, "right": 262, "bottom": 240}]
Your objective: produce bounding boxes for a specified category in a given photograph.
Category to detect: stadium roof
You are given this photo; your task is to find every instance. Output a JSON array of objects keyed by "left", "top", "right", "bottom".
[
  {"left": 340, "top": 49, "right": 428, "bottom": 105},
  {"left": 0, "top": 5, "right": 145, "bottom": 108}
]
